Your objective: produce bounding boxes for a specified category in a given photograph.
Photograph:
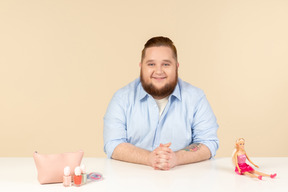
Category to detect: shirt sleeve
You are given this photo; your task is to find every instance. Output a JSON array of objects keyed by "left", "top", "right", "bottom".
[
  {"left": 103, "top": 92, "right": 128, "bottom": 158},
  {"left": 191, "top": 94, "right": 219, "bottom": 158}
]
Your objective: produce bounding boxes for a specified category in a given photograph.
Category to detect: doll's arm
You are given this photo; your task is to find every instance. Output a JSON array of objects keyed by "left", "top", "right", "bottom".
[{"left": 245, "top": 153, "right": 259, "bottom": 168}]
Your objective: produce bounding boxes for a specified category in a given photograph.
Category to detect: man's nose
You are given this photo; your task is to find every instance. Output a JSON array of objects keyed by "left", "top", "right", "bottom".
[{"left": 155, "top": 65, "right": 163, "bottom": 74}]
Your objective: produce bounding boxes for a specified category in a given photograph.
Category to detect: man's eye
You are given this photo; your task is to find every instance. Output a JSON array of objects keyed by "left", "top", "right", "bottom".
[
  {"left": 163, "top": 63, "right": 170, "bottom": 66},
  {"left": 148, "top": 63, "right": 155, "bottom": 66}
]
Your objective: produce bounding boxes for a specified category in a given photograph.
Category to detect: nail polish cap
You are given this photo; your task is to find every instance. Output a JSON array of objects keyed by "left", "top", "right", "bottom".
[
  {"left": 64, "top": 166, "right": 71, "bottom": 176},
  {"left": 75, "top": 166, "right": 81, "bottom": 176},
  {"left": 81, "top": 164, "right": 86, "bottom": 173}
]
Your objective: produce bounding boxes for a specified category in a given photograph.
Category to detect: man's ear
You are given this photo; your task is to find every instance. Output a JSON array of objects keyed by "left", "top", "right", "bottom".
[
  {"left": 139, "top": 62, "right": 142, "bottom": 67},
  {"left": 177, "top": 62, "right": 180, "bottom": 68}
]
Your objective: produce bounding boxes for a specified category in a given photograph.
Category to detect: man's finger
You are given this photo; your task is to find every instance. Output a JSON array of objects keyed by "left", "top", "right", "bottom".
[{"left": 162, "top": 142, "right": 172, "bottom": 147}]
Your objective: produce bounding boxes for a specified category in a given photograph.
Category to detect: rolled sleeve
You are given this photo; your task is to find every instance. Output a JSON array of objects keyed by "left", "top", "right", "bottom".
[
  {"left": 103, "top": 92, "right": 128, "bottom": 158},
  {"left": 192, "top": 95, "right": 219, "bottom": 158},
  {"left": 200, "top": 139, "right": 219, "bottom": 158},
  {"left": 104, "top": 139, "right": 127, "bottom": 159}
]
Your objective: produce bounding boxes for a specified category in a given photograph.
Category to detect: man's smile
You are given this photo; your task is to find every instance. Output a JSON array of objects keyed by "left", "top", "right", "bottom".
[{"left": 151, "top": 76, "right": 167, "bottom": 80}]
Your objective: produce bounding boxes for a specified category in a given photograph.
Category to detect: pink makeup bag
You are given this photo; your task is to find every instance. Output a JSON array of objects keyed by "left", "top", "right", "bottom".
[{"left": 33, "top": 150, "right": 84, "bottom": 184}]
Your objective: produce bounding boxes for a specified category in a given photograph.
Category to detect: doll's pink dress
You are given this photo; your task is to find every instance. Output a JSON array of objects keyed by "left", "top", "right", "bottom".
[{"left": 235, "top": 154, "right": 254, "bottom": 175}]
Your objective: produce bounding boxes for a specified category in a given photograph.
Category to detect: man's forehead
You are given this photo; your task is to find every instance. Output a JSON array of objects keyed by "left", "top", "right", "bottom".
[
  {"left": 144, "top": 47, "right": 175, "bottom": 61},
  {"left": 145, "top": 46, "right": 173, "bottom": 53}
]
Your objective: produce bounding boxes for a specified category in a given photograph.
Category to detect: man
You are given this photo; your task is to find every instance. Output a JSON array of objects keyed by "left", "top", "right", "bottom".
[{"left": 103, "top": 36, "right": 219, "bottom": 170}]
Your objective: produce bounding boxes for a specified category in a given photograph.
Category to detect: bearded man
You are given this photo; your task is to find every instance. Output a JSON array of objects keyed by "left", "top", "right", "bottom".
[{"left": 103, "top": 36, "right": 219, "bottom": 170}]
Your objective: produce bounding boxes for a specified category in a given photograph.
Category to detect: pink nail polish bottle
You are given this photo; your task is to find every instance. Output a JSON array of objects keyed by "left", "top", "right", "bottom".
[
  {"left": 63, "top": 166, "right": 71, "bottom": 187},
  {"left": 74, "top": 166, "right": 82, "bottom": 187}
]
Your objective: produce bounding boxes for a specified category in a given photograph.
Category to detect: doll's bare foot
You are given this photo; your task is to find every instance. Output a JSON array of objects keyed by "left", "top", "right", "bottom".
[
  {"left": 270, "top": 173, "right": 277, "bottom": 178},
  {"left": 258, "top": 176, "right": 262, "bottom": 180}
]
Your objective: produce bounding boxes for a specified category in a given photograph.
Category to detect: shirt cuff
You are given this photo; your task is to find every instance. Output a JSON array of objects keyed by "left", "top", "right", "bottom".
[
  {"left": 200, "top": 140, "right": 219, "bottom": 158},
  {"left": 104, "top": 139, "right": 127, "bottom": 159}
]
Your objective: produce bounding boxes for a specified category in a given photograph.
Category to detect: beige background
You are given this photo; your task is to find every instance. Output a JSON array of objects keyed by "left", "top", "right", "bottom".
[{"left": 0, "top": 0, "right": 287, "bottom": 157}]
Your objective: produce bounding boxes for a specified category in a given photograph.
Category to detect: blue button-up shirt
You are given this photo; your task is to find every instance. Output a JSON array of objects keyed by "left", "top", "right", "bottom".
[{"left": 103, "top": 78, "right": 219, "bottom": 158}]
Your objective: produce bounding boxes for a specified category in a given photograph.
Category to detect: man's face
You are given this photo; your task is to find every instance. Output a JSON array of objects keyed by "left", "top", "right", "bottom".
[{"left": 140, "top": 46, "right": 179, "bottom": 99}]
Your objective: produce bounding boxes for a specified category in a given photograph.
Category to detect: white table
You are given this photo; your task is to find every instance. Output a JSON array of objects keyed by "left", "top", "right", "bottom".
[{"left": 0, "top": 157, "right": 287, "bottom": 192}]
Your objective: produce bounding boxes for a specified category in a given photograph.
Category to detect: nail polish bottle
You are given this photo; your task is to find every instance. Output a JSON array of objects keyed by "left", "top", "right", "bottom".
[
  {"left": 74, "top": 166, "right": 82, "bottom": 187},
  {"left": 63, "top": 166, "right": 71, "bottom": 187},
  {"left": 81, "top": 164, "right": 87, "bottom": 184}
]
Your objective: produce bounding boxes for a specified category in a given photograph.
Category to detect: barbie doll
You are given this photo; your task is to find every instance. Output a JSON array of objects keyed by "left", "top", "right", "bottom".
[{"left": 232, "top": 138, "right": 277, "bottom": 180}]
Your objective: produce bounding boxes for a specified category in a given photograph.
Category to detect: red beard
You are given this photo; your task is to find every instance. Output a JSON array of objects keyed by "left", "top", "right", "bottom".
[{"left": 140, "top": 70, "right": 178, "bottom": 99}]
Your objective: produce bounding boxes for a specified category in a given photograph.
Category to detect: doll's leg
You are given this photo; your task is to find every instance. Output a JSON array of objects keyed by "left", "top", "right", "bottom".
[
  {"left": 253, "top": 170, "right": 270, "bottom": 177},
  {"left": 243, "top": 172, "right": 262, "bottom": 180}
]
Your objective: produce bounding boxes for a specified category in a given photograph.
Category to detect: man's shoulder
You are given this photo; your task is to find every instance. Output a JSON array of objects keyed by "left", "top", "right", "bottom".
[
  {"left": 178, "top": 78, "right": 205, "bottom": 99},
  {"left": 113, "top": 78, "right": 140, "bottom": 99}
]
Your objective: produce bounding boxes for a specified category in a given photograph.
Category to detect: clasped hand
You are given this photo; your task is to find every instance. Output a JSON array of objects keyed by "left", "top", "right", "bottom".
[{"left": 149, "top": 143, "right": 177, "bottom": 170}]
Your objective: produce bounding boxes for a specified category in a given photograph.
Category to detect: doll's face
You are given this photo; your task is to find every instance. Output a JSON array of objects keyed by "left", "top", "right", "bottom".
[{"left": 238, "top": 141, "right": 245, "bottom": 150}]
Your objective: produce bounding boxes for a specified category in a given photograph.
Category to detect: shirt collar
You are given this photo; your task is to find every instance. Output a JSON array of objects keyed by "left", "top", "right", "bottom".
[
  {"left": 171, "top": 81, "right": 181, "bottom": 101},
  {"left": 138, "top": 78, "right": 182, "bottom": 101},
  {"left": 138, "top": 83, "right": 148, "bottom": 101}
]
